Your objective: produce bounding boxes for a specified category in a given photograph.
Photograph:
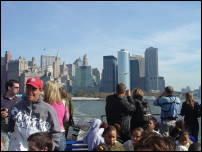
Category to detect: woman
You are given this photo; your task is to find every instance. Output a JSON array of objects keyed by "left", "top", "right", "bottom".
[
  {"left": 180, "top": 92, "right": 201, "bottom": 142},
  {"left": 43, "top": 81, "right": 69, "bottom": 151},
  {"left": 131, "top": 88, "right": 149, "bottom": 130}
]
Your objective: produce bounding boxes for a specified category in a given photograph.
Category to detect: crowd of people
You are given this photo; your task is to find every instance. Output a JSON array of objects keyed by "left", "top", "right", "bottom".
[{"left": 1, "top": 78, "right": 201, "bottom": 151}]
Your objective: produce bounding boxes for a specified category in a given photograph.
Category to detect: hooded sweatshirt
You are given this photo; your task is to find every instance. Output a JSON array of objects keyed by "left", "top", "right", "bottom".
[
  {"left": 83, "top": 119, "right": 105, "bottom": 151},
  {"left": 8, "top": 98, "right": 61, "bottom": 151}
]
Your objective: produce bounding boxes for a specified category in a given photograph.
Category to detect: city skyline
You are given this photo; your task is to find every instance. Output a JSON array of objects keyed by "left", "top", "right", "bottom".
[{"left": 1, "top": 1, "right": 201, "bottom": 91}]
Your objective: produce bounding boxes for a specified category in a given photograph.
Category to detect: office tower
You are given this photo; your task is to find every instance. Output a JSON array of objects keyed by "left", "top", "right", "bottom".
[
  {"left": 1, "top": 51, "right": 13, "bottom": 93},
  {"left": 40, "top": 55, "right": 56, "bottom": 71},
  {"left": 67, "top": 64, "right": 76, "bottom": 80},
  {"left": 101, "top": 55, "right": 118, "bottom": 92},
  {"left": 53, "top": 56, "right": 61, "bottom": 79},
  {"left": 118, "top": 49, "right": 130, "bottom": 90},
  {"left": 130, "top": 55, "right": 145, "bottom": 90},
  {"left": 92, "top": 68, "right": 101, "bottom": 87},
  {"left": 83, "top": 54, "right": 88, "bottom": 66},
  {"left": 145, "top": 47, "right": 159, "bottom": 91},
  {"left": 158, "top": 76, "right": 165, "bottom": 92}
]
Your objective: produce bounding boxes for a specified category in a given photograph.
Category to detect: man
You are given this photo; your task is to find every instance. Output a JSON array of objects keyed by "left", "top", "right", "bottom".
[
  {"left": 8, "top": 77, "right": 61, "bottom": 151},
  {"left": 1, "top": 79, "right": 20, "bottom": 146},
  {"left": 153, "top": 86, "right": 181, "bottom": 136},
  {"left": 105, "top": 83, "right": 136, "bottom": 142}
]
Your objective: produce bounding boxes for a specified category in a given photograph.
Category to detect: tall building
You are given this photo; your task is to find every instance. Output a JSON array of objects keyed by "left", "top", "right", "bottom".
[
  {"left": 53, "top": 56, "right": 61, "bottom": 79},
  {"left": 101, "top": 55, "right": 118, "bottom": 92},
  {"left": 118, "top": 49, "right": 130, "bottom": 90},
  {"left": 92, "top": 68, "right": 101, "bottom": 89},
  {"left": 158, "top": 76, "right": 165, "bottom": 92},
  {"left": 199, "top": 85, "right": 201, "bottom": 99},
  {"left": 40, "top": 55, "right": 56, "bottom": 71},
  {"left": 145, "top": 47, "right": 159, "bottom": 91},
  {"left": 1, "top": 51, "right": 13, "bottom": 93},
  {"left": 73, "top": 55, "right": 97, "bottom": 93},
  {"left": 130, "top": 55, "right": 145, "bottom": 90},
  {"left": 67, "top": 64, "right": 76, "bottom": 80}
]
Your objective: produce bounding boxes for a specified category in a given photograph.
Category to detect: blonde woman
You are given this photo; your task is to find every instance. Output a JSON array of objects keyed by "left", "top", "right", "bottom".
[
  {"left": 131, "top": 88, "right": 149, "bottom": 130},
  {"left": 43, "top": 81, "right": 69, "bottom": 151},
  {"left": 180, "top": 92, "right": 201, "bottom": 142}
]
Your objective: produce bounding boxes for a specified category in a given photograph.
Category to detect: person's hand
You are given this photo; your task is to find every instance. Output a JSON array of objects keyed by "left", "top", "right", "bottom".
[
  {"left": 126, "top": 90, "right": 131, "bottom": 96},
  {"left": 1, "top": 108, "right": 8, "bottom": 118}
]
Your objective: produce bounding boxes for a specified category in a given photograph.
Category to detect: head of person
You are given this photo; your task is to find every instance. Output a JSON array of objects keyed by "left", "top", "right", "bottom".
[
  {"left": 164, "top": 86, "right": 174, "bottom": 97},
  {"left": 26, "top": 77, "right": 43, "bottom": 102},
  {"left": 43, "top": 81, "right": 61, "bottom": 104},
  {"left": 175, "top": 120, "right": 185, "bottom": 131},
  {"left": 27, "top": 132, "right": 53, "bottom": 151},
  {"left": 59, "top": 87, "right": 70, "bottom": 100},
  {"left": 102, "top": 125, "right": 117, "bottom": 146},
  {"left": 131, "top": 127, "right": 144, "bottom": 145},
  {"left": 179, "top": 132, "right": 190, "bottom": 146},
  {"left": 188, "top": 142, "right": 201, "bottom": 151},
  {"left": 135, "top": 132, "right": 175, "bottom": 151},
  {"left": 147, "top": 117, "right": 159, "bottom": 132},
  {"left": 5, "top": 79, "right": 20, "bottom": 96},
  {"left": 185, "top": 92, "right": 194, "bottom": 107},
  {"left": 116, "top": 83, "right": 126, "bottom": 95},
  {"left": 132, "top": 88, "right": 144, "bottom": 100}
]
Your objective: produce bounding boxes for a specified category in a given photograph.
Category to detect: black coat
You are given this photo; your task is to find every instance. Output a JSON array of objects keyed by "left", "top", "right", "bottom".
[
  {"left": 180, "top": 101, "right": 201, "bottom": 125},
  {"left": 105, "top": 94, "right": 136, "bottom": 141},
  {"left": 131, "top": 97, "right": 148, "bottom": 130}
]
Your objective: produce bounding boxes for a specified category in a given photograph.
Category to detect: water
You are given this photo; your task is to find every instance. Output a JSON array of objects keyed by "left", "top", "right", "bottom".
[{"left": 73, "top": 98, "right": 201, "bottom": 142}]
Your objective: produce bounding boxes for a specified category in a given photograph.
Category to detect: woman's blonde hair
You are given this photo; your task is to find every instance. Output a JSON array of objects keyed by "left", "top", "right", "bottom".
[
  {"left": 43, "top": 81, "right": 61, "bottom": 104},
  {"left": 185, "top": 92, "right": 194, "bottom": 108},
  {"left": 133, "top": 88, "right": 144, "bottom": 97}
]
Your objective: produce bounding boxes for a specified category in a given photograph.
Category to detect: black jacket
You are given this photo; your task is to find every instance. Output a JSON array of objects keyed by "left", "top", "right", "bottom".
[
  {"left": 180, "top": 101, "right": 201, "bottom": 125},
  {"left": 105, "top": 94, "right": 136, "bottom": 141},
  {"left": 131, "top": 96, "right": 148, "bottom": 130}
]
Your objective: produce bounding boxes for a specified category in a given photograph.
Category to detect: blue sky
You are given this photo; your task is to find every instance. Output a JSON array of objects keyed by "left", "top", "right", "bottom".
[{"left": 1, "top": 1, "right": 201, "bottom": 91}]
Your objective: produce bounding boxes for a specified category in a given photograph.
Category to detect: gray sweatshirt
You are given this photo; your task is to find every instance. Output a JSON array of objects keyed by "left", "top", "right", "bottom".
[{"left": 8, "top": 98, "right": 61, "bottom": 151}]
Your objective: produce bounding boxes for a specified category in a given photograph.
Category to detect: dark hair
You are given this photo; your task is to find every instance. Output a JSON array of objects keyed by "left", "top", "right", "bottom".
[
  {"left": 135, "top": 132, "right": 176, "bottom": 151},
  {"left": 147, "top": 116, "right": 159, "bottom": 131},
  {"left": 188, "top": 142, "right": 201, "bottom": 151},
  {"left": 175, "top": 120, "right": 185, "bottom": 131},
  {"left": 5, "top": 79, "right": 19, "bottom": 91},
  {"left": 27, "top": 132, "right": 53, "bottom": 151},
  {"left": 116, "top": 83, "right": 126, "bottom": 94},
  {"left": 165, "top": 86, "right": 174, "bottom": 97},
  {"left": 102, "top": 125, "right": 117, "bottom": 137}
]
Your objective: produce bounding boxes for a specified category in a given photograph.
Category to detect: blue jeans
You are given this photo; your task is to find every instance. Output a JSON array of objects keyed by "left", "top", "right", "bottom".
[{"left": 59, "top": 132, "right": 66, "bottom": 151}]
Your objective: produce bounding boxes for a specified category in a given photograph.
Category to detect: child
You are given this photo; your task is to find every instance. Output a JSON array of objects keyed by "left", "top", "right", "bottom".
[
  {"left": 145, "top": 117, "right": 161, "bottom": 135},
  {"left": 95, "top": 125, "right": 125, "bottom": 151},
  {"left": 176, "top": 131, "right": 192, "bottom": 151},
  {"left": 123, "top": 127, "right": 144, "bottom": 151},
  {"left": 27, "top": 132, "right": 53, "bottom": 151},
  {"left": 170, "top": 120, "right": 185, "bottom": 140}
]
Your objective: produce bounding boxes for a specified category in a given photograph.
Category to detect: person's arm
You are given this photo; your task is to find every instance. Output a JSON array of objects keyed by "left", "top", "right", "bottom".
[
  {"left": 48, "top": 109, "right": 62, "bottom": 150},
  {"left": 153, "top": 92, "right": 166, "bottom": 106}
]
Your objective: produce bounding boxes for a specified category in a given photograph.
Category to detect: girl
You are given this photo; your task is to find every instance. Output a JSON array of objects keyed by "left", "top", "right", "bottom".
[
  {"left": 96, "top": 125, "right": 125, "bottom": 151},
  {"left": 123, "top": 127, "right": 144, "bottom": 151},
  {"left": 43, "top": 81, "right": 69, "bottom": 151},
  {"left": 176, "top": 132, "right": 192, "bottom": 151},
  {"left": 145, "top": 117, "right": 161, "bottom": 135}
]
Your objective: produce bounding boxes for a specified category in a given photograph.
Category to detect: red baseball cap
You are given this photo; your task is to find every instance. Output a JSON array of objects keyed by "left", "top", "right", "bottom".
[{"left": 26, "top": 77, "right": 43, "bottom": 89}]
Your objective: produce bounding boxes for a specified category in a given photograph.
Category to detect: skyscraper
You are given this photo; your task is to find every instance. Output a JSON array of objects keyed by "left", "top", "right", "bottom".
[
  {"left": 118, "top": 49, "right": 130, "bottom": 90},
  {"left": 130, "top": 55, "right": 145, "bottom": 90},
  {"left": 40, "top": 55, "right": 56, "bottom": 71},
  {"left": 101, "top": 56, "right": 117, "bottom": 92},
  {"left": 145, "top": 47, "right": 159, "bottom": 91}
]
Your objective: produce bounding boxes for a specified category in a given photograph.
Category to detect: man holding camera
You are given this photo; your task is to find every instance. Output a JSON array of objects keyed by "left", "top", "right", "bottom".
[{"left": 153, "top": 86, "right": 181, "bottom": 136}]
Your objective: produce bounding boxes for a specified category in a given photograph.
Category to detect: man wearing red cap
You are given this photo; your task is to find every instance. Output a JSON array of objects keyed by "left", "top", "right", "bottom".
[{"left": 8, "top": 77, "right": 61, "bottom": 151}]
